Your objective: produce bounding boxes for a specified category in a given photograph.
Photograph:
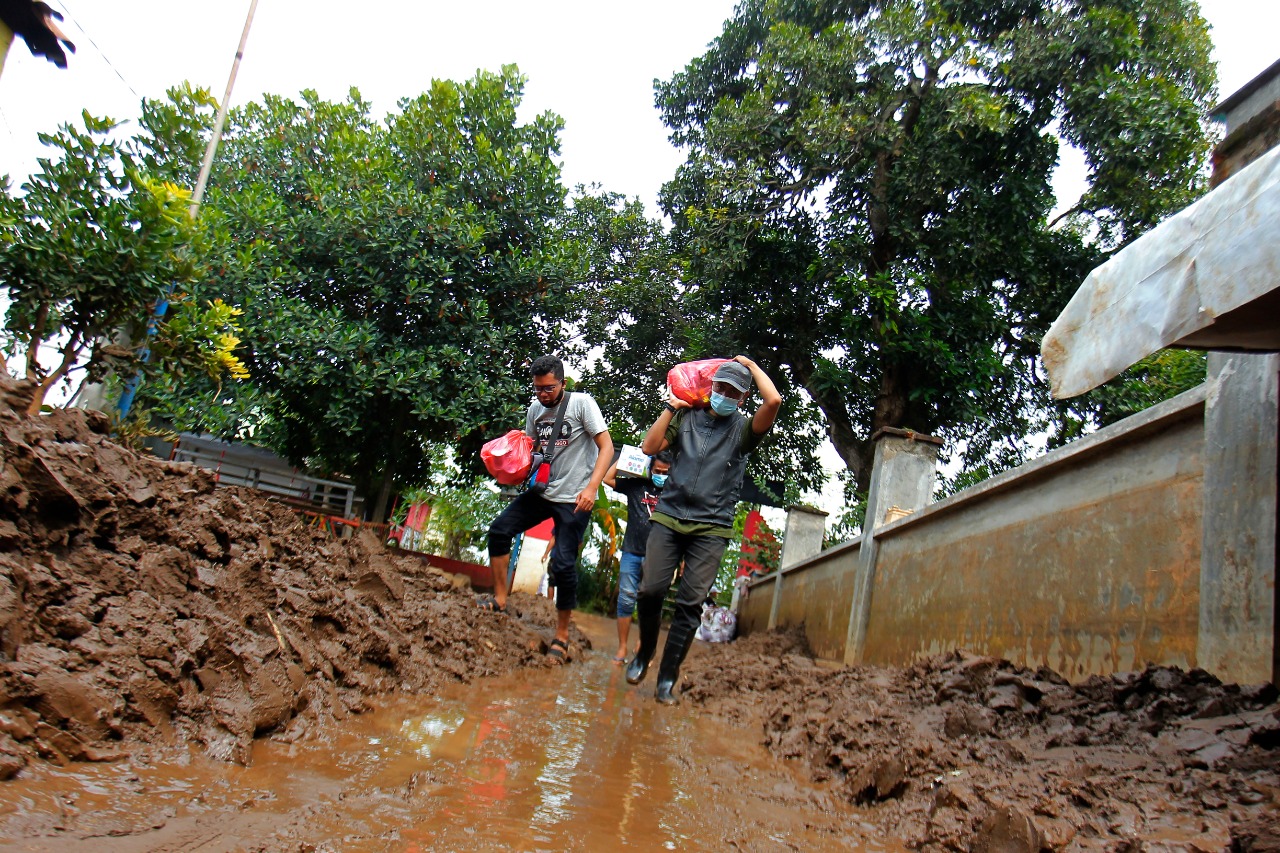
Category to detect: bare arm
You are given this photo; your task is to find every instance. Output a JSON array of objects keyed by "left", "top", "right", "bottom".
[
  {"left": 603, "top": 459, "right": 620, "bottom": 489},
  {"left": 735, "top": 355, "right": 782, "bottom": 435},
  {"left": 641, "top": 395, "right": 690, "bottom": 455},
  {"left": 576, "top": 430, "right": 615, "bottom": 512}
]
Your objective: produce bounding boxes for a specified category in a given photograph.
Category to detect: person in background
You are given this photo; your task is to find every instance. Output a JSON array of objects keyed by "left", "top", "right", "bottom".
[
  {"left": 626, "top": 356, "right": 781, "bottom": 703},
  {"left": 541, "top": 537, "right": 557, "bottom": 599},
  {"left": 479, "top": 355, "right": 613, "bottom": 664},
  {"left": 604, "top": 449, "right": 673, "bottom": 664}
]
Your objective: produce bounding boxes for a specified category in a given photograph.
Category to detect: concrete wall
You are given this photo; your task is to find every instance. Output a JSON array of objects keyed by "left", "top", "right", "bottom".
[
  {"left": 863, "top": 393, "right": 1204, "bottom": 679},
  {"left": 1198, "top": 353, "right": 1280, "bottom": 684},
  {"left": 738, "top": 573, "right": 775, "bottom": 632},
  {"left": 764, "top": 541, "right": 862, "bottom": 661},
  {"left": 741, "top": 386, "right": 1214, "bottom": 680}
]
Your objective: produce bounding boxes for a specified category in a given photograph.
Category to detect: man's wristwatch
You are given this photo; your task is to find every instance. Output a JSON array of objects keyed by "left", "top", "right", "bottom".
[{"left": 663, "top": 402, "right": 678, "bottom": 414}]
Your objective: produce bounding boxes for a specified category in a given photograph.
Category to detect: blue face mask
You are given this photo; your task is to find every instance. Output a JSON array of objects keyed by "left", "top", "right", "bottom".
[
  {"left": 709, "top": 392, "right": 739, "bottom": 416},
  {"left": 650, "top": 473, "right": 668, "bottom": 488}
]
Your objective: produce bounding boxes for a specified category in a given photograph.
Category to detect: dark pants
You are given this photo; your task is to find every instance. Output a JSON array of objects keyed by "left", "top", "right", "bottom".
[
  {"left": 636, "top": 523, "right": 728, "bottom": 672},
  {"left": 487, "top": 492, "right": 590, "bottom": 611}
]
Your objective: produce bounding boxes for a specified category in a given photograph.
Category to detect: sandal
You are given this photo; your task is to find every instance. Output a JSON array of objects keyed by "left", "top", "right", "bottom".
[
  {"left": 611, "top": 654, "right": 628, "bottom": 665},
  {"left": 476, "top": 594, "right": 506, "bottom": 613},
  {"left": 547, "top": 638, "right": 568, "bottom": 664}
]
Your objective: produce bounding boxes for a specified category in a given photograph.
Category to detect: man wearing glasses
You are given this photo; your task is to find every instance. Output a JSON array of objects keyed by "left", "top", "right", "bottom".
[
  {"left": 480, "top": 355, "right": 613, "bottom": 664},
  {"left": 626, "top": 355, "right": 782, "bottom": 703}
]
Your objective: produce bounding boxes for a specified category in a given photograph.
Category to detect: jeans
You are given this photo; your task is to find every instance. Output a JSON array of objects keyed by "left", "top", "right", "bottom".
[
  {"left": 616, "top": 551, "right": 644, "bottom": 618},
  {"left": 487, "top": 491, "right": 591, "bottom": 611}
]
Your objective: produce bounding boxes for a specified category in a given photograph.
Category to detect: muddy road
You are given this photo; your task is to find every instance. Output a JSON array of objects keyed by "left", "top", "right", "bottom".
[
  {"left": 0, "top": 614, "right": 890, "bottom": 852},
  {"left": 0, "top": 376, "right": 1278, "bottom": 851}
]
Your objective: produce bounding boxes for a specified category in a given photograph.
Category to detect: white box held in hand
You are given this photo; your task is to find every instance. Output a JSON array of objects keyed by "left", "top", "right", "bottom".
[{"left": 616, "top": 444, "right": 652, "bottom": 478}]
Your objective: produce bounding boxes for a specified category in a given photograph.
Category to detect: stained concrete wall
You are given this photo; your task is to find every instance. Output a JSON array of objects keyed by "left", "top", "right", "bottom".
[
  {"left": 1198, "top": 353, "right": 1280, "bottom": 685},
  {"left": 779, "top": 505, "right": 829, "bottom": 569},
  {"left": 741, "top": 386, "right": 1212, "bottom": 680},
  {"left": 863, "top": 392, "right": 1204, "bottom": 679},
  {"left": 738, "top": 573, "right": 775, "bottom": 631},
  {"left": 739, "top": 540, "right": 863, "bottom": 661},
  {"left": 846, "top": 430, "right": 945, "bottom": 665},
  {"left": 768, "top": 541, "right": 862, "bottom": 661}
]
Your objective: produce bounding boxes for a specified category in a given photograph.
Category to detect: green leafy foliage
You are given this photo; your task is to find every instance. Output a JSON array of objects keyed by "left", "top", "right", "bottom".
[
  {"left": 649, "top": 0, "right": 1216, "bottom": 492},
  {"left": 824, "top": 473, "right": 868, "bottom": 545},
  {"left": 0, "top": 102, "right": 209, "bottom": 413},
  {"left": 415, "top": 476, "right": 506, "bottom": 564},
  {"left": 561, "top": 188, "right": 827, "bottom": 496},
  {"left": 149, "top": 297, "right": 250, "bottom": 383},
  {"left": 574, "top": 486, "right": 627, "bottom": 615},
  {"left": 129, "top": 295, "right": 257, "bottom": 437},
  {"left": 390, "top": 485, "right": 434, "bottom": 528},
  {"left": 1079, "top": 348, "right": 1208, "bottom": 428},
  {"left": 715, "top": 506, "right": 780, "bottom": 601},
  {"left": 191, "top": 68, "right": 575, "bottom": 517}
]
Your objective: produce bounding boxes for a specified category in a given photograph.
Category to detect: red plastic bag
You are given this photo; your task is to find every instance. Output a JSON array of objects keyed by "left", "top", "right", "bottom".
[
  {"left": 481, "top": 430, "right": 534, "bottom": 485},
  {"left": 667, "top": 358, "right": 729, "bottom": 408}
]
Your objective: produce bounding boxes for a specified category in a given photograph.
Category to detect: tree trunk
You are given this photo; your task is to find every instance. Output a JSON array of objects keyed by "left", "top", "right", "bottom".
[
  {"left": 790, "top": 354, "right": 872, "bottom": 491},
  {"left": 872, "top": 358, "right": 908, "bottom": 437},
  {"left": 24, "top": 334, "right": 81, "bottom": 417},
  {"left": 370, "top": 475, "right": 395, "bottom": 524},
  {"left": 368, "top": 403, "right": 412, "bottom": 523}
]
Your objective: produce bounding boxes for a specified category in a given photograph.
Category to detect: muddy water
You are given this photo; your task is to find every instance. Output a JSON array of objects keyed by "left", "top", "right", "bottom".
[{"left": 0, "top": 618, "right": 894, "bottom": 852}]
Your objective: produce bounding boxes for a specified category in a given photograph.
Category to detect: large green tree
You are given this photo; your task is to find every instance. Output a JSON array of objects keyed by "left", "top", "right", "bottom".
[
  {"left": 638, "top": 0, "right": 1214, "bottom": 490},
  {"left": 196, "top": 67, "right": 574, "bottom": 518},
  {"left": 560, "top": 188, "right": 827, "bottom": 496}
]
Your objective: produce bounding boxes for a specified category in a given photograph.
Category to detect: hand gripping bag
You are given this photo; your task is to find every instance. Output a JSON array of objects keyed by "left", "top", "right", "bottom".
[
  {"left": 667, "top": 358, "right": 729, "bottom": 408},
  {"left": 481, "top": 430, "right": 534, "bottom": 485}
]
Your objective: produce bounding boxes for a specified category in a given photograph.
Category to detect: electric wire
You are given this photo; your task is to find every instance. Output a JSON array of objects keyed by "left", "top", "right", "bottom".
[{"left": 48, "top": 0, "right": 141, "bottom": 101}]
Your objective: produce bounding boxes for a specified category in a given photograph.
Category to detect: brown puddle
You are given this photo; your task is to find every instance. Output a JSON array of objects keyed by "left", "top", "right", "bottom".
[{"left": 0, "top": 618, "right": 897, "bottom": 852}]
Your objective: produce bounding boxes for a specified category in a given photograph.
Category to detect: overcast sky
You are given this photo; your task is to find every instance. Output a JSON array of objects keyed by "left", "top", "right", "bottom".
[
  {"left": 0, "top": 0, "right": 739, "bottom": 212},
  {"left": 2, "top": 0, "right": 1277, "bottom": 216},
  {"left": 2, "top": 0, "right": 1277, "bottom": 511}
]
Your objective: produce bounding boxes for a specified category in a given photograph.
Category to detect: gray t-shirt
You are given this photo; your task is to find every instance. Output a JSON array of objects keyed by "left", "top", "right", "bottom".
[{"left": 524, "top": 392, "right": 609, "bottom": 505}]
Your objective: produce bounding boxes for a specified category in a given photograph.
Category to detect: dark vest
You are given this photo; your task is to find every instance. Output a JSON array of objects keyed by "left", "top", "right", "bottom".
[{"left": 655, "top": 408, "right": 751, "bottom": 527}]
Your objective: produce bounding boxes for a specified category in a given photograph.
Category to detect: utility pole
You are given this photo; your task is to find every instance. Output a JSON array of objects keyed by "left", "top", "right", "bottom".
[
  {"left": 190, "top": 0, "right": 259, "bottom": 216},
  {"left": 115, "top": 0, "right": 259, "bottom": 418}
]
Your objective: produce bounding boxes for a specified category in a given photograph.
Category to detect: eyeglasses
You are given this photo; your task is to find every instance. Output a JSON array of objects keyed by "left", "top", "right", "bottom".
[{"left": 533, "top": 383, "right": 560, "bottom": 394}]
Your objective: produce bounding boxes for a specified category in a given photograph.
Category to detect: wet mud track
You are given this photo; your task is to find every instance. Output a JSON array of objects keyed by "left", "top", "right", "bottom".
[
  {"left": 1, "top": 377, "right": 1278, "bottom": 851},
  {"left": 0, "top": 624, "right": 891, "bottom": 852}
]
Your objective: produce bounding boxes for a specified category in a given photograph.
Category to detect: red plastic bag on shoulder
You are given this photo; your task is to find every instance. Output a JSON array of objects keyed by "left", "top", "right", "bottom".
[
  {"left": 667, "top": 358, "right": 729, "bottom": 408},
  {"left": 481, "top": 430, "right": 534, "bottom": 485}
]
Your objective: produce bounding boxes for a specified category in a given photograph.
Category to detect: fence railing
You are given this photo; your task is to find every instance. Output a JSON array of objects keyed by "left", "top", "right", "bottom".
[{"left": 171, "top": 446, "right": 359, "bottom": 519}]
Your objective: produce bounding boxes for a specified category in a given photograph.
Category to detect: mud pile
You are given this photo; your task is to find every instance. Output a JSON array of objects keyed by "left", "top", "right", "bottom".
[
  {"left": 0, "top": 377, "right": 571, "bottom": 776},
  {"left": 684, "top": 629, "right": 1280, "bottom": 851}
]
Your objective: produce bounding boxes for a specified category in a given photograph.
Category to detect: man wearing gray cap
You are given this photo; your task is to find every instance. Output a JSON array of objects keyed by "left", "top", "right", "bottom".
[{"left": 628, "top": 355, "right": 782, "bottom": 704}]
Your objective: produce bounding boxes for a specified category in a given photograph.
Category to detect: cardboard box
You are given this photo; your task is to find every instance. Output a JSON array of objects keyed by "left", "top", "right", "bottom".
[{"left": 615, "top": 444, "right": 651, "bottom": 478}]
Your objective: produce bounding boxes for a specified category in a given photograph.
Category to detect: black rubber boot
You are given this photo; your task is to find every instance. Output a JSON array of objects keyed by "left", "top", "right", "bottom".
[
  {"left": 624, "top": 653, "right": 650, "bottom": 685},
  {"left": 654, "top": 675, "right": 680, "bottom": 705},
  {"left": 625, "top": 594, "right": 663, "bottom": 685},
  {"left": 653, "top": 626, "right": 696, "bottom": 705}
]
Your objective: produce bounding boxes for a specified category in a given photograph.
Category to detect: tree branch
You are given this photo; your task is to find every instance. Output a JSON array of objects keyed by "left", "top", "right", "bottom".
[
  {"left": 790, "top": 353, "right": 869, "bottom": 488},
  {"left": 24, "top": 302, "right": 51, "bottom": 382},
  {"left": 26, "top": 331, "right": 84, "bottom": 416}
]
